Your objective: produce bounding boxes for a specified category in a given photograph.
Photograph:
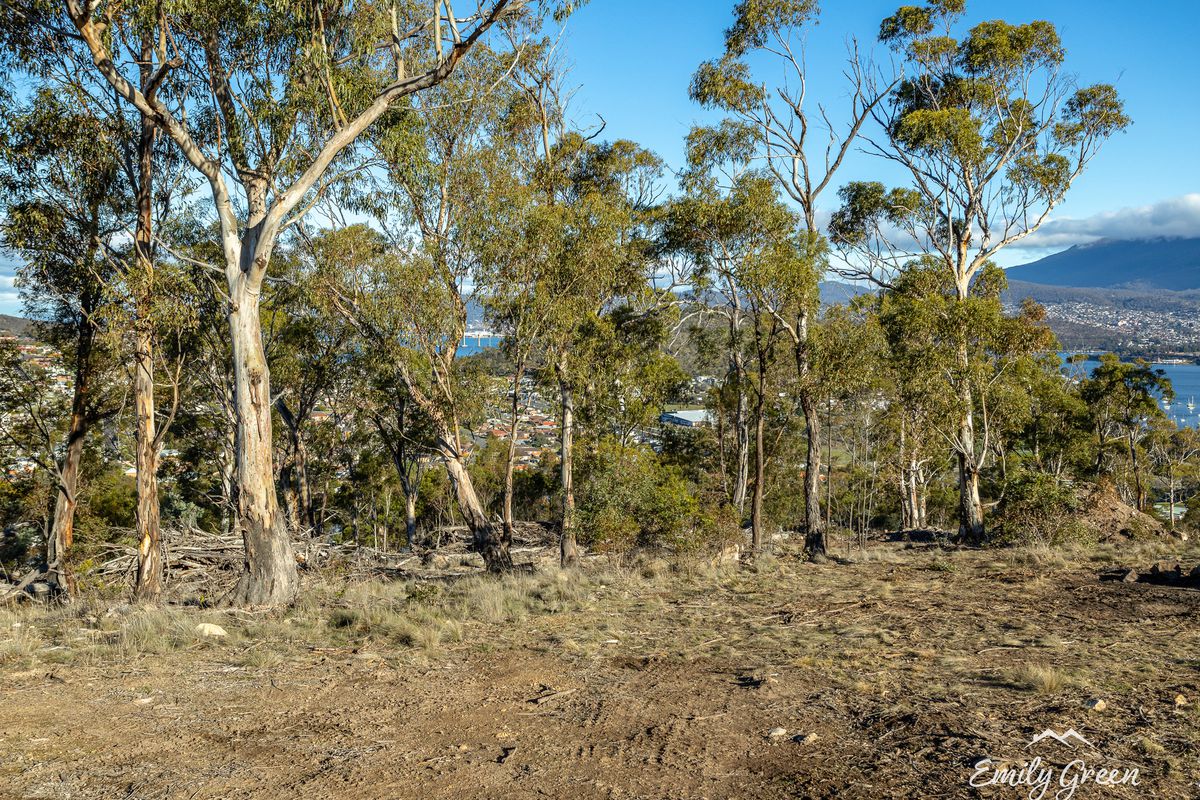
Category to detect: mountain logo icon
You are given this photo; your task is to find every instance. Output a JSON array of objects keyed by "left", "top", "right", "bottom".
[{"left": 1027, "top": 729, "right": 1093, "bottom": 749}]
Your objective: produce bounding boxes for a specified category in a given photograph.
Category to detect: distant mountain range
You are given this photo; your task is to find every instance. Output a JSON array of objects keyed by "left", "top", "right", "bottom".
[
  {"left": 0, "top": 314, "right": 31, "bottom": 337},
  {"left": 819, "top": 280, "right": 872, "bottom": 306},
  {"left": 1005, "top": 237, "right": 1200, "bottom": 291},
  {"left": 1002, "top": 238, "right": 1200, "bottom": 353}
]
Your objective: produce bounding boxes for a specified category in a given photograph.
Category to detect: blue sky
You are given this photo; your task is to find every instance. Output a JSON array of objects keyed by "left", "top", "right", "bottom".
[
  {"left": 563, "top": 0, "right": 1200, "bottom": 258},
  {"left": 2, "top": 0, "right": 1198, "bottom": 315}
]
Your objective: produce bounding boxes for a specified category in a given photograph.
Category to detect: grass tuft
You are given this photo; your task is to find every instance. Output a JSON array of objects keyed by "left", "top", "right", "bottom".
[{"left": 1006, "top": 663, "right": 1072, "bottom": 694}]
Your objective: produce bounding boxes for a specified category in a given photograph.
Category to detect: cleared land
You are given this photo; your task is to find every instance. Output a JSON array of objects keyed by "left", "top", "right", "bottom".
[{"left": 1, "top": 540, "right": 1199, "bottom": 799}]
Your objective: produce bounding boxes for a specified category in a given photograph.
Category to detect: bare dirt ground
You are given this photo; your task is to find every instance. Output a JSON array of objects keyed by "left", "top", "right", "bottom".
[{"left": 2, "top": 540, "right": 1199, "bottom": 799}]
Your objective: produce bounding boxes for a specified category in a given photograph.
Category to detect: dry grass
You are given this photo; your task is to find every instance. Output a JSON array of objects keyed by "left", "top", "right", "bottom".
[
  {"left": 1005, "top": 663, "right": 1075, "bottom": 694},
  {"left": 0, "top": 562, "right": 654, "bottom": 668},
  {"left": 3, "top": 537, "right": 1200, "bottom": 798}
]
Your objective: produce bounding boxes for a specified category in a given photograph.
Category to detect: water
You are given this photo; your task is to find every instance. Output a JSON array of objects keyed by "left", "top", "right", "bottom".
[
  {"left": 1065, "top": 354, "right": 1200, "bottom": 429},
  {"left": 458, "top": 335, "right": 503, "bottom": 356}
]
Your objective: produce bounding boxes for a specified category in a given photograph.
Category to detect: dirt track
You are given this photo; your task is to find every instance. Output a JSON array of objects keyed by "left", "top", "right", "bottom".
[{"left": 2, "top": 545, "right": 1199, "bottom": 799}]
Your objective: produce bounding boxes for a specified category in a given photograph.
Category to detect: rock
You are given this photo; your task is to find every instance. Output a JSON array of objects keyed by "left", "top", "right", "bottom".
[
  {"left": 132, "top": 696, "right": 155, "bottom": 706},
  {"left": 1174, "top": 693, "right": 1189, "bottom": 707},
  {"left": 1084, "top": 698, "right": 1107, "bottom": 712},
  {"left": 1149, "top": 562, "right": 1183, "bottom": 583},
  {"left": 793, "top": 732, "right": 820, "bottom": 745},
  {"left": 1120, "top": 568, "right": 1140, "bottom": 583},
  {"left": 712, "top": 543, "right": 743, "bottom": 564},
  {"left": 602, "top": 639, "right": 620, "bottom": 645},
  {"left": 766, "top": 727, "right": 788, "bottom": 739},
  {"left": 194, "top": 623, "right": 228, "bottom": 638}
]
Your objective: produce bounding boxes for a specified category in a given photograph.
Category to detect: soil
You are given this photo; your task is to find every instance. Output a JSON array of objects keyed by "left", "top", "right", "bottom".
[
  {"left": 2, "top": 543, "right": 1199, "bottom": 799},
  {"left": 1079, "top": 483, "right": 1174, "bottom": 542}
]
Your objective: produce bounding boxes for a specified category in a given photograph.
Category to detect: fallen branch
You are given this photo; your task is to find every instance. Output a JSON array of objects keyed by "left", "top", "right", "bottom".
[{"left": 0, "top": 567, "right": 44, "bottom": 603}]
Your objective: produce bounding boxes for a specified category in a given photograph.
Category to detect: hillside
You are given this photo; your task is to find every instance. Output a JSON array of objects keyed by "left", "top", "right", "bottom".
[
  {"left": 818, "top": 280, "right": 872, "bottom": 306},
  {"left": 1002, "top": 279, "right": 1200, "bottom": 353},
  {"left": 1003, "top": 279, "right": 1200, "bottom": 313},
  {"left": 0, "top": 313, "right": 31, "bottom": 337},
  {"left": 1005, "top": 237, "right": 1200, "bottom": 290}
]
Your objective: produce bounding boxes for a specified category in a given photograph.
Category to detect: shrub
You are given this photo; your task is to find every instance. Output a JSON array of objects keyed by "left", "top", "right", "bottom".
[
  {"left": 994, "top": 472, "right": 1092, "bottom": 546},
  {"left": 577, "top": 439, "right": 737, "bottom": 557}
]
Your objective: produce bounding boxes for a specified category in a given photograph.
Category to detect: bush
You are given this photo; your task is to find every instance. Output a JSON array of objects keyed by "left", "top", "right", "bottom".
[
  {"left": 0, "top": 473, "right": 42, "bottom": 573},
  {"left": 994, "top": 472, "right": 1092, "bottom": 546},
  {"left": 577, "top": 439, "right": 738, "bottom": 557}
]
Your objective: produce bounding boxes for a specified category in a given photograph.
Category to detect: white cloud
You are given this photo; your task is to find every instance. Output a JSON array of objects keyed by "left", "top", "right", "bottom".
[
  {"left": 0, "top": 266, "right": 20, "bottom": 316},
  {"left": 1012, "top": 194, "right": 1200, "bottom": 250}
]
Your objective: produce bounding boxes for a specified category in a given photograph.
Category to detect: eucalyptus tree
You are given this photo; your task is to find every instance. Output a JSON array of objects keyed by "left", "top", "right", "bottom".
[
  {"left": 690, "top": 0, "right": 892, "bottom": 557},
  {"left": 39, "top": 0, "right": 550, "bottom": 604},
  {"left": 468, "top": 39, "right": 559, "bottom": 545},
  {"left": 348, "top": 43, "right": 528, "bottom": 569},
  {"left": 876, "top": 260, "right": 1055, "bottom": 537},
  {"left": 665, "top": 163, "right": 805, "bottom": 550},
  {"left": 1148, "top": 425, "right": 1200, "bottom": 532},
  {"left": 832, "top": 0, "right": 1130, "bottom": 540},
  {"left": 318, "top": 223, "right": 507, "bottom": 570},
  {"left": 0, "top": 89, "right": 128, "bottom": 595},
  {"left": 1080, "top": 356, "right": 1172, "bottom": 512},
  {"left": 546, "top": 139, "right": 664, "bottom": 566}
]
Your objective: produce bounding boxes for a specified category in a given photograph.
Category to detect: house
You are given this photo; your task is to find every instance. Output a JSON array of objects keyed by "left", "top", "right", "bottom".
[{"left": 660, "top": 409, "right": 714, "bottom": 428}]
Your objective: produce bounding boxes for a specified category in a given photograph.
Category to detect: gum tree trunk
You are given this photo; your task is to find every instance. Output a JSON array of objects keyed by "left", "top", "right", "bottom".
[
  {"left": 1128, "top": 432, "right": 1145, "bottom": 512},
  {"left": 440, "top": 441, "right": 511, "bottom": 572},
  {"left": 750, "top": 393, "right": 766, "bottom": 552},
  {"left": 795, "top": 311, "right": 824, "bottom": 558},
  {"left": 501, "top": 362, "right": 525, "bottom": 546},
  {"left": 953, "top": 290, "right": 985, "bottom": 542},
  {"left": 48, "top": 282, "right": 99, "bottom": 596},
  {"left": 898, "top": 418, "right": 913, "bottom": 530},
  {"left": 731, "top": 351, "right": 749, "bottom": 514},
  {"left": 558, "top": 355, "right": 579, "bottom": 568},
  {"left": 227, "top": 283, "right": 297, "bottom": 606},
  {"left": 48, "top": 404, "right": 87, "bottom": 594},
  {"left": 800, "top": 392, "right": 824, "bottom": 556},
  {"left": 404, "top": 490, "right": 417, "bottom": 550},
  {"left": 132, "top": 36, "right": 164, "bottom": 602},
  {"left": 133, "top": 328, "right": 162, "bottom": 600},
  {"left": 956, "top": 382, "right": 985, "bottom": 542},
  {"left": 131, "top": 33, "right": 165, "bottom": 601}
]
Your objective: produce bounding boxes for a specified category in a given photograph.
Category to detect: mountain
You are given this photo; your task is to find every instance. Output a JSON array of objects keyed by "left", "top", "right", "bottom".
[
  {"left": 1004, "top": 279, "right": 1200, "bottom": 312},
  {"left": 819, "top": 280, "right": 873, "bottom": 306},
  {"left": 1005, "top": 237, "right": 1200, "bottom": 291},
  {"left": 0, "top": 314, "right": 31, "bottom": 337}
]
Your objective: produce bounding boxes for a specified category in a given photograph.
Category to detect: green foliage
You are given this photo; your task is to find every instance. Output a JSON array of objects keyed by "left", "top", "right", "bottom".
[
  {"left": 723, "top": 0, "right": 818, "bottom": 56},
  {"left": 80, "top": 469, "right": 138, "bottom": 531},
  {"left": 577, "top": 440, "right": 738, "bottom": 557},
  {"left": 993, "top": 472, "right": 1092, "bottom": 547}
]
